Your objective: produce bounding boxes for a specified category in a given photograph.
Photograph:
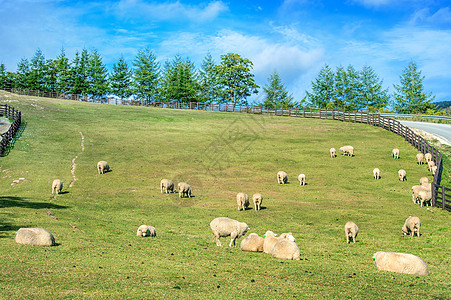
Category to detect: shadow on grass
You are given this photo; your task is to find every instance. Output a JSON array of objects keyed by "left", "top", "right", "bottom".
[
  {"left": 0, "top": 221, "right": 24, "bottom": 238},
  {"left": 0, "top": 196, "right": 68, "bottom": 209},
  {"left": 0, "top": 121, "right": 27, "bottom": 157}
]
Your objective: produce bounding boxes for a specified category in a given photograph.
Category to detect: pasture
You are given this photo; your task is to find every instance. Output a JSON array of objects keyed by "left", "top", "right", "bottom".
[{"left": 0, "top": 92, "right": 450, "bottom": 299}]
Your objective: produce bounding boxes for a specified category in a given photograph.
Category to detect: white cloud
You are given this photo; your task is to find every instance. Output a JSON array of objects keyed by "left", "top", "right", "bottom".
[
  {"left": 350, "top": 0, "right": 395, "bottom": 7},
  {"left": 410, "top": 7, "right": 451, "bottom": 25}
]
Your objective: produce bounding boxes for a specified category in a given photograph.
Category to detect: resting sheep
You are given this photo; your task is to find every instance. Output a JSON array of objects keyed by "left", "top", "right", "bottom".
[
  {"left": 392, "top": 148, "right": 399, "bottom": 159},
  {"left": 424, "top": 153, "right": 432, "bottom": 163},
  {"left": 240, "top": 233, "right": 264, "bottom": 252},
  {"left": 271, "top": 240, "right": 300, "bottom": 260},
  {"left": 210, "top": 217, "right": 249, "bottom": 247},
  {"left": 51, "top": 179, "right": 63, "bottom": 195},
  {"left": 252, "top": 193, "right": 263, "bottom": 211},
  {"left": 344, "top": 222, "right": 359, "bottom": 244},
  {"left": 330, "top": 148, "right": 336, "bottom": 158},
  {"left": 15, "top": 228, "right": 56, "bottom": 246},
  {"left": 298, "top": 174, "right": 306, "bottom": 185},
  {"left": 427, "top": 161, "right": 435, "bottom": 172},
  {"left": 420, "top": 177, "right": 429, "bottom": 186},
  {"left": 236, "top": 192, "right": 249, "bottom": 211},
  {"left": 160, "top": 179, "right": 175, "bottom": 194},
  {"left": 402, "top": 216, "right": 421, "bottom": 237},
  {"left": 97, "top": 161, "right": 110, "bottom": 174},
  {"left": 277, "top": 171, "right": 288, "bottom": 184},
  {"left": 398, "top": 169, "right": 406, "bottom": 181},
  {"left": 177, "top": 182, "right": 191, "bottom": 198},
  {"left": 418, "top": 190, "right": 432, "bottom": 207},
  {"left": 416, "top": 153, "right": 424, "bottom": 165},
  {"left": 136, "top": 225, "right": 157, "bottom": 237},
  {"left": 263, "top": 231, "right": 295, "bottom": 254},
  {"left": 339, "top": 145, "right": 354, "bottom": 156},
  {"left": 373, "top": 252, "right": 428, "bottom": 276},
  {"left": 373, "top": 168, "right": 380, "bottom": 180}
]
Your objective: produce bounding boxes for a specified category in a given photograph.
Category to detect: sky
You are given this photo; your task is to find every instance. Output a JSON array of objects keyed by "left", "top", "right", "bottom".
[{"left": 0, "top": 0, "right": 450, "bottom": 103}]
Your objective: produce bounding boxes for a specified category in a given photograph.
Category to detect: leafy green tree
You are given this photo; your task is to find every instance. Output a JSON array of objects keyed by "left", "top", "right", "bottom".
[
  {"left": 16, "top": 58, "right": 31, "bottom": 89},
  {"left": 212, "top": 53, "right": 259, "bottom": 104},
  {"left": 87, "top": 50, "right": 109, "bottom": 97},
  {"left": 110, "top": 55, "right": 133, "bottom": 100},
  {"left": 359, "top": 65, "right": 389, "bottom": 112},
  {"left": 262, "top": 71, "right": 294, "bottom": 108},
  {"left": 198, "top": 53, "right": 220, "bottom": 103},
  {"left": 306, "top": 64, "right": 335, "bottom": 108},
  {"left": 133, "top": 48, "right": 160, "bottom": 104}
]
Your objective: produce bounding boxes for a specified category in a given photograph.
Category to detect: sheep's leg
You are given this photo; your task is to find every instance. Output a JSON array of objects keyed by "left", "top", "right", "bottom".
[{"left": 229, "top": 232, "right": 237, "bottom": 247}]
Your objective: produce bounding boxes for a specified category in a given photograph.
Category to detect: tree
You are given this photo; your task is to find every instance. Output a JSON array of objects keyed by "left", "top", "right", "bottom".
[
  {"left": 69, "top": 49, "right": 90, "bottom": 95},
  {"left": 133, "top": 48, "right": 160, "bottom": 104},
  {"left": 43, "top": 59, "right": 58, "bottom": 92},
  {"left": 212, "top": 53, "right": 259, "bottom": 104},
  {"left": 87, "top": 49, "right": 109, "bottom": 97},
  {"left": 262, "top": 71, "right": 294, "bottom": 108},
  {"left": 359, "top": 65, "right": 389, "bottom": 112},
  {"left": 392, "top": 61, "right": 435, "bottom": 114},
  {"left": 28, "top": 49, "right": 47, "bottom": 91},
  {"left": 110, "top": 55, "right": 133, "bottom": 100},
  {"left": 333, "top": 65, "right": 361, "bottom": 111},
  {"left": 54, "top": 48, "right": 71, "bottom": 94},
  {"left": 16, "top": 58, "right": 31, "bottom": 89},
  {"left": 0, "top": 63, "right": 13, "bottom": 89},
  {"left": 198, "top": 53, "right": 220, "bottom": 103},
  {"left": 306, "top": 64, "right": 335, "bottom": 108}
]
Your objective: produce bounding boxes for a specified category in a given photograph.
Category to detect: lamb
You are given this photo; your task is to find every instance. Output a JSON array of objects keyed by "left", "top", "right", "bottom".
[
  {"left": 402, "top": 216, "right": 421, "bottom": 237},
  {"left": 373, "top": 252, "right": 428, "bottom": 276},
  {"left": 298, "top": 174, "right": 306, "bottom": 185},
  {"left": 330, "top": 147, "right": 336, "bottom": 158},
  {"left": 373, "top": 168, "right": 380, "bottom": 180},
  {"left": 236, "top": 192, "right": 249, "bottom": 211},
  {"left": 177, "top": 182, "right": 191, "bottom": 198},
  {"left": 262, "top": 231, "right": 295, "bottom": 254},
  {"left": 424, "top": 152, "right": 432, "bottom": 163},
  {"left": 432, "top": 165, "right": 437, "bottom": 175},
  {"left": 210, "top": 217, "right": 249, "bottom": 247},
  {"left": 419, "top": 177, "right": 429, "bottom": 186},
  {"left": 160, "top": 179, "right": 175, "bottom": 194},
  {"left": 15, "top": 228, "right": 56, "bottom": 246},
  {"left": 252, "top": 193, "right": 263, "bottom": 211},
  {"left": 398, "top": 169, "right": 406, "bottom": 181},
  {"left": 240, "top": 233, "right": 264, "bottom": 252},
  {"left": 277, "top": 171, "right": 288, "bottom": 184},
  {"left": 271, "top": 240, "right": 301, "bottom": 260},
  {"left": 339, "top": 145, "right": 354, "bottom": 156},
  {"left": 427, "top": 161, "right": 435, "bottom": 172},
  {"left": 136, "top": 225, "right": 157, "bottom": 237},
  {"left": 97, "top": 161, "right": 110, "bottom": 174},
  {"left": 418, "top": 190, "right": 432, "bottom": 207},
  {"left": 51, "top": 179, "right": 63, "bottom": 195},
  {"left": 416, "top": 153, "right": 424, "bottom": 165},
  {"left": 344, "top": 221, "right": 359, "bottom": 244},
  {"left": 392, "top": 148, "right": 399, "bottom": 159}
]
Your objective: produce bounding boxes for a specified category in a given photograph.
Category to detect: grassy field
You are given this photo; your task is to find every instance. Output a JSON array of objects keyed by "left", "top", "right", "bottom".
[{"left": 0, "top": 91, "right": 450, "bottom": 299}]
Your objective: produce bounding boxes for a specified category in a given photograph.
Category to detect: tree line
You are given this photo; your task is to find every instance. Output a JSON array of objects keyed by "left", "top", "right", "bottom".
[{"left": 0, "top": 48, "right": 436, "bottom": 113}]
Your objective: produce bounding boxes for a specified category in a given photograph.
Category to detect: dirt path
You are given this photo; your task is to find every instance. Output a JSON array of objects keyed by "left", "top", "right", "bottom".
[{"left": 69, "top": 131, "right": 85, "bottom": 188}]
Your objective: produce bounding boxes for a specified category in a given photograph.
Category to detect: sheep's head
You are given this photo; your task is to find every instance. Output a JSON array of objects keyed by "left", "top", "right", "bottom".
[
  {"left": 137, "top": 225, "right": 150, "bottom": 237},
  {"left": 264, "top": 231, "right": 275, "bottom": 238}
]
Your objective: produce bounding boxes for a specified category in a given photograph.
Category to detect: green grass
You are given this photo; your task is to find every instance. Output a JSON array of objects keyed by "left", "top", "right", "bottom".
[{"left": 0, "top": 92, "right": 450, "bottom": 299}]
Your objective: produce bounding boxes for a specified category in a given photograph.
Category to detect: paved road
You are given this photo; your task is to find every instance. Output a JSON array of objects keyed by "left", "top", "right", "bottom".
[{"left": 399, "top": 120, "right": 451, "bottom": 146}]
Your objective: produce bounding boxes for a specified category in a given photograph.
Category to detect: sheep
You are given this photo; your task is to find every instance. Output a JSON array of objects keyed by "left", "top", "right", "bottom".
[
  {"left": 412, "top": 185, "right": 430, "bottom": 204},
  {"left": 262, "top": 231, "right": 295, "bottom": 254},
  {"left": 277, "top": 171, "right": 288, "bottom": 184},
  {"left": 160, "top": 179, "right": 175, "bottom": 194},
  {"left": 424, "top": 152, "right": 432, "bottom": 163},
  {"left": 339, "top": 145, "right": 354, "bottom": 156},
  {"left": 402, "top": 216, "right": 421, "bottom": 237},
  {"left": 240, "top": 233, "right": 264, "bottom": 252},
  {"left": 416, "top": 153, "right": 424, "bottom": 165},
  {"left": 427, "top": 161, "right": 435, "bottom": 172},
  {"left": 177, "top": 182, "right": 191, "bottom": 198},
  {"left": 97, "top": 161, "right": 110, "bottom": 174},
  {"left": 15, "top": 228, "right": 56, "bottom": 246},
  {"left": 51, "top": 179, "right": 63, "bottom": 195},
  {"left": 398, "top": 169, "right": 407, "bottom": 181},
  {"left": 418, "top": 190, "right": 432, "bottom": 207},
  {"left": 392, "top": 148, "right": 400, "bottom": 159},
  {"left": 330, "top": 147, "right": 336, "bottom": 158},
  {"left": 236, "top": 192, "right": 249, "bottom": 211},
  {"left": 136, "top": 225, "right": 157, "bottom": 237},
  {"left": 373, "top": 252, "right": 428, "bottom": 276},
  {"left": 252, "top": 193, "right": 263, "bottom": 211},
  {"left": 271, "top": 240, "right": 300, "bottom": 260},
  {"left": 419, "top": 177, "right": 429, "bottom": 186},
  {"left": 344, "top": 222, "right": 359, "bottom": 244},
  {"left": 298, "top": 174, "right": 306, "bottom": 185},
  {"left": 373, "top": 168, "right": 380, "bottom": 180},
  {"left": 210, "top": 217, "right": 249, "bottom": 247},
  {"left": 432, "top": 165, "right": 437, "bottom": 175}
]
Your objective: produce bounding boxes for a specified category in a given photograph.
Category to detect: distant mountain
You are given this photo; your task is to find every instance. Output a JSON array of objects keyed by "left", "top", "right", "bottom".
[{"left": 434, "top": 101, "right": 451, "bottom": 110}]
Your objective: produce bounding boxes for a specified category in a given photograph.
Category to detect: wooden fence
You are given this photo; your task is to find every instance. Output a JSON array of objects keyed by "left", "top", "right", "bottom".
[
  {"left": 0, "top": 104, "right": 22, "bottom": 156},
  {"left": 2, "top": 88, "right": 450, "bottom": 211}
]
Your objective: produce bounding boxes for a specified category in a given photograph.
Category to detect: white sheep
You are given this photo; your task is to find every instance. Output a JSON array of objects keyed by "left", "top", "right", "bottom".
[
  {"left": 240, "top": 233, "right": 264, "bottom": 252},
  {"left": 418, "top": 190, "right": 432, "bottom": 207},
  {"left": 412, "top": 184, "right": 431, "bottom": 204},
  {"left": 419, "top": 177, "right": 429, "bottom": 186},
  {"left": 136, "top": 225, "right": 157, "bottom": 237},
  {"left": 416, "top": 153, "right": 424, "bottom": 165},
  {"left": 97, "top": 161, "right": 110, "bottom": 174},
  {"left": 427, "top": 161, "right": 435, "bottom": 172},
  {"left": 236, "top": 192, "right": 249, "bottom": 211},
  {"left": 392, "top": 148, "right": 399, "bottom": 159},
  {"left": 424, "top": 153, "right": 432, "bottom": 163},
  {"left": 15, "top": 228, "right": 56, "bottom": 246},
  {"left": 177, "top": 182, "right": 191, "bottom": 198},
  {"left": 262, "top": 231, "right": 295, "bottom": 254},
  {"left": 402, "top": 216, "right": 421, "bottom": 237},
  {"left": 339, "top": 145, "right": 354, "bottom": 156},
  {"left": 271, "top": 240, "right": 300, "bottom": 260},
  {"left": 298, "top": 174, "right": 306, "bottom": 185},
  {"left": 210, "top": 217, "right": 249, "bottom": 247},
  {"left": 373, "top": 168, "right": 380, "bottom": 180},
  {"left": 277, "top": 171, "right": 288, "bottom": 184},
  {"left": 398, "top": 169, "right": 406, "bottom": 181},
  {"left": 160, "top": 179, "right": 175, "bottom": 194},
  {"left": 344, "top": 221, "right": 359, "bottom": 244},
  {"left": 373, "top": 252, "right": 428, "bottom": 276},
  {"left": 432, "top": 165, "right": 437, "bottom": 175},
  {"left": 252, "top": 193, "right": 263, "bottom": 211},
  {"left": 330, "top": 147, "right": 336, "bottom": 158},
  {"left": 51, "top": 179, "right": 63, "bottom": 195}
]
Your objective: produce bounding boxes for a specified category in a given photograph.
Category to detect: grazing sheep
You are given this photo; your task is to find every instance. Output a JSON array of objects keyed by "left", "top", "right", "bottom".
[
  {"left": 344, "top": 222, "right": 359, "bottom": 244},
  {"left": 416, "top": 153, "right": 424, "bottom": 165},
  {"left": 240, "top": 233, "right": 264, "bottom": 252},
  {"left": 373, "top": 168, "right": 380, "bottom": 180},
  {"left": 15, "top": 228, "right": 56, "bottom": 246},
  {"left": 392, "top": 148, "right": 400, "bottom": 159},
  {"left": 432, "top": 165, "right": 437, "bottom": 175},
  {"left": 136, "top": 225, "right": 157, "bottom": 237},
  {"left": 252, "top": 193, "right": 263, "bottom": 211},
  {"left": 277, "top": 171, "right": 288, "bottom": 184},
  {"left": 330, "top": 147, "right": 336, "bottom": 158},
  {"left": 420, "top": 177, "right": 429, "bottom": 186},
  {"left": 424, "top": 153, "right": 432, "bottom": 163},
  {"left": 402, "top": 216, "right": 421, "bottom": 237},
  {"left": 236, "top": 192, "right": 249, "bottom": 211},
  {"left": 412, "top": 185, "right": 430, "bottom": 204},
  {"left": 210, "top": 217, "right": 249, "bottom": 247},
  {"left": 298, "top": 174, "right": 306, "bottom": 185},
  {"left": 160, "top": 179, "right": 175, "bottom": 194},
  {"left": 373, "top": 252, "right": 428, "bottom": 276},
  {"left": 177, "top": 182, "right": 191, "bottom": 198},
  {"left": 418, "top": 190, "right": 432, "bottom": 207},
  {"left": 339, "top": 145, "right": 354, "bottom": 156},
  {"left": 263, "top": 231, "right": 295, "bottom": 254},
  {"left": 398, "top": 169, "right": 407, "bottom": 181},
  {"left": 271, "top": 240, "right": 300, "bottom": 260},
  {"left": 97, "top": 161, "right": 110, "bottom": 174},
  {"left": 51, "top": 179, "right": 63, "bottom": 195},
  {"left": 427, "top": 161, "right": 435, "bottom": 172}
]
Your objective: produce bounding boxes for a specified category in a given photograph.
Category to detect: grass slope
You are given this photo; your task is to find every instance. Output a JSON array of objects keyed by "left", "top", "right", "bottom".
[{"left": 0, "top": 92, "right": 450, "bottom": 299}]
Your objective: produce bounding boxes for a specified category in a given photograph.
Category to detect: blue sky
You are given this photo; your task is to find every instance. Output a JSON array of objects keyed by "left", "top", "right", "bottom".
[{"left": 1, "top": 0, "right": 450, "bottom": 103}]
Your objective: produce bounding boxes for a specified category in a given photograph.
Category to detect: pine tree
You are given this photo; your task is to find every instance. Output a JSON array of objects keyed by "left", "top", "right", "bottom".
[
  {"left": 87, "top": 50, "right": 109, "bottom": 97},
  {"left": 306, "top": 64, "right": 335, "bottom": 108},
  {"left": 43, "top": 59, "right": 58, "bottom": 92},
  {"left": 0, "top": 63, "right": 11, "bottom": 89},
  {"left": 29, "top": 48, "right": 46, "bottom": 91},
  {"left": 359, "top": 65, "right": 389, "bottom": 112},
  {"left": 69, "top": 49, "right": 90, "bottom": 95},
  {"left": 198, "top": 53, "right": 220, "bottom": 103},
  {"left": 133, "top": 48, "right": 160, "bottom": 104},
  {"left": 54, "top": 48, "right": 71, "bottom": 94},
  {"left": 262, "top": 71, "right": 294, "bottom": 108},
  {"left": 334, "top": 65, "right": 361, "bottom": 111},
  {"left": 16, "top": 58, "right": 31, "bottom": 89},
  {"left": 110, "top": 55, "right": 133, "bottom": 100}
]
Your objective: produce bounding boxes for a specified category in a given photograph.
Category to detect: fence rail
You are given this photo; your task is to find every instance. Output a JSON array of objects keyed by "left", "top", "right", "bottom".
[
  {"left": 0, "top": 104, "right": 22, "bottom": 156},
  {"left": 2, "top": 88, "right": 449, "bottom": 211}
]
